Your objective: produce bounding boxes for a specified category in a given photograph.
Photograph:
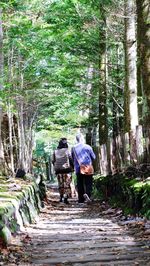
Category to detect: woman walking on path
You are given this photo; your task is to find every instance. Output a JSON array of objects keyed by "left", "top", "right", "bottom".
[
  {"left": 52, "top": 138, "right": 74, "bottom": 204},
  {"left": 71, "top": 134, "right": 96, "bottom": 203}
]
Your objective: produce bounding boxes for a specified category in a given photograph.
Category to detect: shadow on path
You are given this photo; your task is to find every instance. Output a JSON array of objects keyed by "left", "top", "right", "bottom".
[{"left": 5, "top": 183, "right": 150, "bottom": 266}]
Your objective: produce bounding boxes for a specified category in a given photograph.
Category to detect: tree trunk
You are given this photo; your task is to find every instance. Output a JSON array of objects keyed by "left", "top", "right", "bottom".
[
  {"left": 98, "top": 16, "right": 110, "bottom": 175},
  {"left": 6, "top": 46, "right": 15, "bottom": 174},
  {"left": 99, "top": 27, "right": 108, "bottom": 145},
  {"left": 85, "top": 64, "right": 98, "bottom": 147},
  {"left": 136, "top": 0, "right": 150, "bottom": 126},
  {"left": 124, "top": 0, "right": 139, "bottom": 131},
  {"left": 26, "top": 109, "right": 37, "bottom": 173},
  {"left": 124, "top": 0, "right": 139, "bottom": 165},
  {"left": 7, "top": 102, "right": 15, "bottom": 174},
  {"left": 17, "top": 96, "right": 26, "bottom": 170},
  {"left": 0, "top": 9, "right": 3, "bottom": 92},
  {"left": 112, "top": 45, "right": 123, "bottom": 137},
  {"left": 0, "top": 9, "right": 4, "bottom": 172}
]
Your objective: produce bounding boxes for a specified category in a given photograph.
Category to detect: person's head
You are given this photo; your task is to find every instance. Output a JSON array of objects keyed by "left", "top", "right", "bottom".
[
  {"left": 57, "top": 138, "right": 68, "bottom": 149},
  {"left": 76, "top": 133, "right": 85, "bottom": 144}
]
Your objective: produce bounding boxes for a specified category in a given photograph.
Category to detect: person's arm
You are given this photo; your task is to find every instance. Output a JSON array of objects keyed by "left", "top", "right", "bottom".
[
  {"left": 71, "top": 147, "right": 75, "bottom": 161},
  {"left": 69, "top": 153, "right": 74, "bottom": 169},
  {"left": 52, "top": 151, "right": 55, "bottom": 165},
  {"left": 68, "top": 149, "right": 74, "bottom": 169},
  {"left": 89, "top": 146, "right": 96, "bottom": 161}
]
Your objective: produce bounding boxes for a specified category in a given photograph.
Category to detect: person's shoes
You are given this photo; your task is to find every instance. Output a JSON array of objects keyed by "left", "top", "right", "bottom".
[
  {"left": 77, "top": 202, "right": 86, "bottom": 207},
  {"left": 59, "top": 196, "right": 63, "bottom": 202},
  {"left": 78, "top": 197, "right": 85, "bottom": 203},
  {"left": 83, "top": 193, "right": 91, "bottom": 203},
  {"left": 64, "top": 197, "right": 69, "bottom": 204},
  {"left": 41, "top": 201, "right": 45, "bottom": 208}
]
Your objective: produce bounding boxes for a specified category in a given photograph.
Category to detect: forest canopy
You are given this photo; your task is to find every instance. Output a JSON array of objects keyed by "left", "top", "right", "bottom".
[{"left": 0, "top": 0, "right": 150, "bottom": 175}]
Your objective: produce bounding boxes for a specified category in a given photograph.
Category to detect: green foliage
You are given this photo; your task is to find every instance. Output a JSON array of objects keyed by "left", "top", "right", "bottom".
[
  {"left": 1, "top": 0, "right": 126, "bottom": 178},
  {"left": 140, "top": 184, "right": 150, "bottom": 219},
  {"left": 1, "top": 0, "right": 125, "bottom": 136},
  {"left": 94, "top": 174, "right": 150, "bottom": 218}
]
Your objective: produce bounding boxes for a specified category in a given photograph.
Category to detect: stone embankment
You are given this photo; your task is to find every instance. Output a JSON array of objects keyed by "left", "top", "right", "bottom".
[
  {"left": 1, "top": 182, "right": 150, "bottom": 265},
  {"left": 0, "top": 176, "right": 43, "bottom": 246}
]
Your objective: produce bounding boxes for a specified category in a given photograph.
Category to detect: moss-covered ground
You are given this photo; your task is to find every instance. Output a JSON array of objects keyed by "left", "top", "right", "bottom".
[{"left": 93, "top": 174, "right": 150, "bottom": 219}]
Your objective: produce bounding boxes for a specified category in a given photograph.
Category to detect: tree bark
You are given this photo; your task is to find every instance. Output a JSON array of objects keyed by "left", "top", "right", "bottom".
[
  {"left": 124, "top": 0, "right": 139, "bottom": 131},
  {"left": 17, "top": 96, "right": 26, "bottom": 170},
  {"left": 0, "top": 9, "right": 4, "bottom": 171},
  {"left": 7, "top": 102, "right": 15, "bottom": 174},
  {"left": 136, "top": 0, "right": 150, "bottom": 126},
  {"left": 99, "top": 26, "right": 108, "bottom": 145}
]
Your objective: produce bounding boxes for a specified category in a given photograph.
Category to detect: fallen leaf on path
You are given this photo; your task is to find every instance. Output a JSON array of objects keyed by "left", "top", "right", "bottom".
[
  {"left": 22, "top": 234, "right": 31, "bottom": 243},
  {"left": 1, "top": 248, "right": 9, "bottom": 255}
]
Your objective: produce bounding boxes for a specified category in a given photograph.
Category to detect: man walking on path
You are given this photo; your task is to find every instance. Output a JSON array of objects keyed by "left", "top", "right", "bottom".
[{"left": 71, "top": 133, "right": 96, "bottom": 203}]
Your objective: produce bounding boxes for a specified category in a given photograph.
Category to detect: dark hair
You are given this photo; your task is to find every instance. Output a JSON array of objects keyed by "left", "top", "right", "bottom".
[{"left": 57, "top": 138, "right": 68, "bottom": 149}]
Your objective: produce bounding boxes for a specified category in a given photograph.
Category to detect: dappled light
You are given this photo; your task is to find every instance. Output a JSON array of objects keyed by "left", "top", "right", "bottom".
[
  {"left": 15, "top": 185, "right": 149, "bottom": 265},
  {"left": 0, "top": 0, "right": 150, "bottom": 264}
]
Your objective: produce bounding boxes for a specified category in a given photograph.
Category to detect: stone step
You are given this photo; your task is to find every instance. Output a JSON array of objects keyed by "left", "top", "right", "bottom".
[
  {"left": 31, "top": 253, "right": 150, "bottom": 265},
  {"left": 22, "top": 186, "right": 150, "bottom": 266}
]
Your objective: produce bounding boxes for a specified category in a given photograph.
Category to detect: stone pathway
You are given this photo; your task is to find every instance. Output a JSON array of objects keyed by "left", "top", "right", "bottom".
[{"left": 21, "top": 185, "right": 150, "bottom": 266}]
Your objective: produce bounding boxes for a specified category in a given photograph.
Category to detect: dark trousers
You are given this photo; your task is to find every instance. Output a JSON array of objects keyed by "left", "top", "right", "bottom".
[{"left": 76, "top": 173, "right": 93, "bottom": 203}]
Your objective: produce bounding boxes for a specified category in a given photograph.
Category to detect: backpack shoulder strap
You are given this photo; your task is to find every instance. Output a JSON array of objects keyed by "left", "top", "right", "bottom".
[{"left": 73, "top": 148, "right": 81, "bottom": 166}]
